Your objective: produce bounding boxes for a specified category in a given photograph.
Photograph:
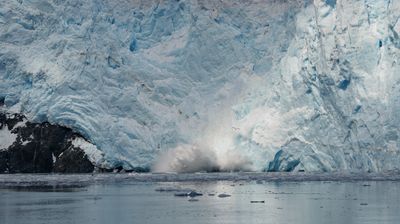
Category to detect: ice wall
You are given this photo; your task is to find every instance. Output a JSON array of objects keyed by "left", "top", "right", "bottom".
[{"left": 1, "top": 0, "right": 400, "bottom": 172}]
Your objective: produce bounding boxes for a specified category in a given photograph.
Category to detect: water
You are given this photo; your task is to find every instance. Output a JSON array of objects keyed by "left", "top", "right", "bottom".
[{"left": 1, "top": 173, "right": 400, "bottom": 224}]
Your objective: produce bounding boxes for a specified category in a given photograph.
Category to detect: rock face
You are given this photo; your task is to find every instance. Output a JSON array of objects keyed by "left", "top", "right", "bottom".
[{"left": 0, "top": 112, "right": 95, "bottom": 173}]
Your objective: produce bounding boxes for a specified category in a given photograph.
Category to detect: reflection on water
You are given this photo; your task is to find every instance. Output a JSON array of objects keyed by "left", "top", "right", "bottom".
[
  {"left": 2, "top": 185, "right": 86, "bottom": 192},
  {"left": 1, "top": 179, "right": 400, "bottom": 224}
]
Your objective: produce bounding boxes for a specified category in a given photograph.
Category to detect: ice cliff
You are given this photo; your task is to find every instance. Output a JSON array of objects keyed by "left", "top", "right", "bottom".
[{"left": 1, "top": 0, "right": 400, "bottom": 172}]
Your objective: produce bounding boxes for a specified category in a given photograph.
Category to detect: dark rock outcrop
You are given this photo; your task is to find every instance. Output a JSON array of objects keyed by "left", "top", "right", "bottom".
[{"left": 0, "top": 112, "right": 94, "bottom": 173}]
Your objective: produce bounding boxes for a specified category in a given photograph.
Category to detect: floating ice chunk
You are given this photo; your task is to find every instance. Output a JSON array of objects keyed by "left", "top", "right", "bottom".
[
  {"left": 218, "top": 193, "right": 231, "bottom": 198},
  {"left": 187, "top": 191, "right": 203, "bottom": 197},
  {"left": 250, "top": 200, "right": 265, "bottom": 203},
  {"left": 174, "top": 192, "right": 188, "bottom": 197},
  {"left": 155, "top": 187, "right": 193, "bottom": 192}
]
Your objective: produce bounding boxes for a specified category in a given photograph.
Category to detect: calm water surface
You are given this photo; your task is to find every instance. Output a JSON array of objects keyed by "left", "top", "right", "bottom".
[{"left": 0, "top": 174, "right": 399, "bottom": 224}]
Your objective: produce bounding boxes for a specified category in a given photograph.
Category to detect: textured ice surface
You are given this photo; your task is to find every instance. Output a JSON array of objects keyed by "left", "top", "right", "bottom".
[{"left": 1, "top": 0, "right": 400, "bottom": 172}]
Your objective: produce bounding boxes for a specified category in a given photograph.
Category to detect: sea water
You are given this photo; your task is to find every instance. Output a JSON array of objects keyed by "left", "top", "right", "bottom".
[{"left": 0, "top": 173, "right": 400, "bottom": 224}]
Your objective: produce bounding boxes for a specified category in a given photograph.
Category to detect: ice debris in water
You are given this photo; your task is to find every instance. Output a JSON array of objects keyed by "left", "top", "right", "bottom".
[
  {"left": 218, "top": 193, "right": 231, "bottom": 198},
  {"left": 174, "top": 191, "right": 203, "bottom": 197},
  {"left": 250, "top": 200, "right": 265, "bottom": 203},
  {"left": 2, "top": 172, "right": 400, "bottom": 188},
  {"left": 155, "top": 187, "right": 193, "bottom": 192}
]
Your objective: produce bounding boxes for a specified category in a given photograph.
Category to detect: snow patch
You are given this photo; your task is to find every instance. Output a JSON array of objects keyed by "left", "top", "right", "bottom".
[
  {"left": 52, "top": 153, "right": 56, "bottom": 164},
  {"left": 21, "top": 134, "right": 33, "bottom": 146},
  {"left": 72, "top": 137, "right": 106, "bottom": 167},
  {"left": 0, "top": 126, "right": 17, "bottom": 150},
  {"left": 12, "top": 119, "right": 27, "bottom": 129}
]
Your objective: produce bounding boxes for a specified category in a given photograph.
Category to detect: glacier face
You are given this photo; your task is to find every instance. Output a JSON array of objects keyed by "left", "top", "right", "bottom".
[{"left": 1, "top": 0, "right": 400, "bottom": 172}]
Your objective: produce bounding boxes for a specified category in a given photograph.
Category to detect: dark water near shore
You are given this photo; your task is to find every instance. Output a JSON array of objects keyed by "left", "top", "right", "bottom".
[{"left": 1, "top": 173, "right": 400, "bottom": 224}]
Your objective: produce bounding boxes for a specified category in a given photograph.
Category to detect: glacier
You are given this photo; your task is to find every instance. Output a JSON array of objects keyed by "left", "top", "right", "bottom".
[{"left": 1, "top": 0, "right": 400, "bottom": 172}]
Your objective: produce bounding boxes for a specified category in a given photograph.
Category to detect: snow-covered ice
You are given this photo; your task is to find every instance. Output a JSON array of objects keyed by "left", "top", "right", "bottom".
[
  {"left": 72, "top": 137, "right": 107, "bottom": 168},
  {"left": 1, "top": 0, "right": 400, "bottom": 172}
]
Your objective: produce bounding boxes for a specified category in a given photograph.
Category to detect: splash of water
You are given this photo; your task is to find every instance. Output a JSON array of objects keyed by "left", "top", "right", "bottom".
[
  {"left": 152, "top": 143, "right": 253, "bottom": 173},
  {"left": 153, "top": 69, "right": 258, "bottom": 173}
]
